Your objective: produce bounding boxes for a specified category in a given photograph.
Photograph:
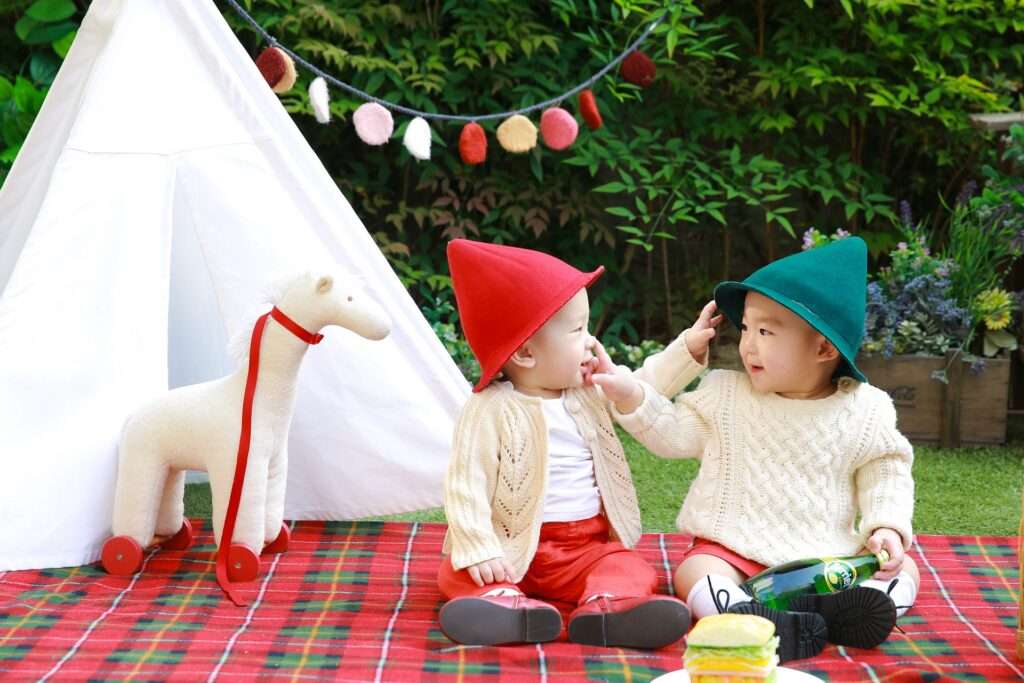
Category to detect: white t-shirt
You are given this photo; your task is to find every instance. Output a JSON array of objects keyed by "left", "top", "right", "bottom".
[{"left": 540, "top": 394, "right": 602, "bottom": 522}]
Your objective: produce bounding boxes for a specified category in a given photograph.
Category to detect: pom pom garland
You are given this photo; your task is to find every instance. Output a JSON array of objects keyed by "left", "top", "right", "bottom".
[
  {"left": 353, "top": 102, "right": 394, "bottom": 146},
  {"left": 620, "top": 50, "right": 656, "bottom": 88},
  {"left": 459, "top": 122, "right": 487, "bottom": 165},
  {"left": 578, "top": 90, "right": 603, "bottom": 130},
  {"left": 255, "top": 46, "right": 297, "bottom": 94},
  {"left": 496, "top": 115, "right": 537, "bottom": 154},
  {"left": 539, "top": 107, "right": 578, "bottom": 151},
  {"left": 309, "top": 77, "right": 330, "bottom": 124},
  {"left": 403, "top": 116, "right": 432, "bottom": 161}
]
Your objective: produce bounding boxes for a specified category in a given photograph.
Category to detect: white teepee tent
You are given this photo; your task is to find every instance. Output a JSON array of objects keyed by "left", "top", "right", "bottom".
[{"left": 0, "top": 0, "right": 470, "bottom": 571}]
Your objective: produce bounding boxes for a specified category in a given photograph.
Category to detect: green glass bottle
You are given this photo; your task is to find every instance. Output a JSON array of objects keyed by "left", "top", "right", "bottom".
[{"left": 741, "top": 550, "right": 889, "bottom": 611}]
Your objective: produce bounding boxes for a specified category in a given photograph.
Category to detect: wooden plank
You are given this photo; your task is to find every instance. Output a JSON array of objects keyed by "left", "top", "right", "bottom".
[
  {"left": 860, "top": 353, "right": 1009, "bottom": 445},
  {"left": 941, "top": 350, "right": 964, "bottom": 448},
  {"left": 968, "top": 112, "right": 1024, "bottom": 131}
]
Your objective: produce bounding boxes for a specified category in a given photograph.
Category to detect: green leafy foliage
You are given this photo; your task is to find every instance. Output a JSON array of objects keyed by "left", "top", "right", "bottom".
[
  {"left": 222, "top": 0, "right": 1020, "bottom": 354},
  {"left": 2, "top": 1, "right": 1021, "bottom": 361},
  {"left": 0, "top": 0, "right": 80, "bottom": 185}
]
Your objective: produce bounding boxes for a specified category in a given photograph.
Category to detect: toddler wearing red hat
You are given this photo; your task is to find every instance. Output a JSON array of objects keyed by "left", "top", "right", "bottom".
[{"left": 437, "top": 238, "right": 710, "bottom": 649}]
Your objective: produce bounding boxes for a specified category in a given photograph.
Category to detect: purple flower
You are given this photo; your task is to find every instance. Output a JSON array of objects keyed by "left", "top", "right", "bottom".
[
  {"left": 897, "top": 242, "right": 908, "bottom": 251},
  {"left": 802, "top": 229, "right": 815, "bottom": 250},
  {"left": 899, "top": 200, "right": 913, "bottom": 228},
  {"left": 956, "top": 180, "right": 978, "bottom": 207}
]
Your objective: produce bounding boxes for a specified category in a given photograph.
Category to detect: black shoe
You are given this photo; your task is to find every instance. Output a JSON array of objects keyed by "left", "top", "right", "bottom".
[
  {"left": 789, "top": 586, "right": 896, "bottom": 650},
  {"left": 439, "top": 595, "right": 562, "bottom": 645},
  {"left": 568, "top": 595, "right": 690, "bottom": 649},
  {"left": 727, "top": 602, "right": 827, "bottom": 662}
]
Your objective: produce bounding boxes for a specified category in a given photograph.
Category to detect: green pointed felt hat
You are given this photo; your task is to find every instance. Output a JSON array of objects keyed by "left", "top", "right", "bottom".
[{"left": 713, "top": 237, "right": 868, "bottom": 383}]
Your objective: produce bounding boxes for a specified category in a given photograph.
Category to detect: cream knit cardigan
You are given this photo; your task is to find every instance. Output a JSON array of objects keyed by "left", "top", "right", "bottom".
[
  {"left": 442, "top": 334, "right": 706, "bottom": 577},
  {"left": 442, "top": 383, "right": 641, "bottom": 578},
  {"left": 622, "top": 343, "right": 916, "bottom": 567}
]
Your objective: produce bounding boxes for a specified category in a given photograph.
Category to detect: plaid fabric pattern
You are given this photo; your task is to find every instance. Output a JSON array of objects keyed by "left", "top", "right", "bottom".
[{"left": 0, "top": 522, "right": 1019, "bottom": 681}]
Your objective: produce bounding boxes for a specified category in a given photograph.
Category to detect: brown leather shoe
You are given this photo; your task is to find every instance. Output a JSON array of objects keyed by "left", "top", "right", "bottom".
[
  {"left": 567, "top": 595, "right": 690, "bottom": 649},
  {"left": 439, "top": 595, "right": 563, "bottom": 645}
]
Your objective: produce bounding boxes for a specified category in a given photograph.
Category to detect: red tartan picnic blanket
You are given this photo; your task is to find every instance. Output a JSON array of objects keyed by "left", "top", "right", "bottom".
[{"left": 0, "top": 521, "right": 1020, "bottom": 682}]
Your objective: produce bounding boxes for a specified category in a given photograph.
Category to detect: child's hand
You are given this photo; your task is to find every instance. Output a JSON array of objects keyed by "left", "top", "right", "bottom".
[
  {"left": 866, "top": 527, "right": 905, "bottom": 580},
  {"left": 683, "top": 300, "right": 723, "bottom": 365},
  {"left": 587, "top": 338, "right": 644, "bottom": 414},
  {"left": 467, "top": 558, "right": 518, "bottom": 587}
]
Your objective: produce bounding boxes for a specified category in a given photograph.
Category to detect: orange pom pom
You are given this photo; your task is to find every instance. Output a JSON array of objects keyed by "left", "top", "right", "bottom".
[
  {"left": 459, "top": 122, "right": 487, "bottom": 165},
  {"left": 578, "top": 90, "right": 603, "bottom": 130}
]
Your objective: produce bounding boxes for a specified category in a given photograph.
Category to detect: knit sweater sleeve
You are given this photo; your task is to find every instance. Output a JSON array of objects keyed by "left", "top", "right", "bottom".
[
  {"left": 855, "top": 391, "right": 916, "bottom": 550},
  {"left": 443, "top": 393, "right": 505, "bottom": 570},
  {"left": 632, "top": 329, "right": 709, "bottom": 398},
  {"left": 612, "top": 371, "right": 722, "bottom": 460}
]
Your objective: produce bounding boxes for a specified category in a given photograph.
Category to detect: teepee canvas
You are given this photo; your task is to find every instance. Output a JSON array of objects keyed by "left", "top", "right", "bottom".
[{"left": 0, "top": 0, "right": 469, "bottom": 571}]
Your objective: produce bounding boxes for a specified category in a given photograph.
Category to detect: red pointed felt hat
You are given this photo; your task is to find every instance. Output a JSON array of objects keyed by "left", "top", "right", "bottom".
[{"left": 447, "top": 239, "right": 604, "bottom": 392}]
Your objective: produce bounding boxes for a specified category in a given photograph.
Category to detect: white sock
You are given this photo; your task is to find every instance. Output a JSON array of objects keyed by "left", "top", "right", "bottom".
[
  {"left": 686, "top": 573, "right": 752, "bottom": 620},
  {"left": 862, "top": 571, "right": 918, "bottom": 617},
  {"left": 482, "top": 587, "right": 522, "bottom": 598}
]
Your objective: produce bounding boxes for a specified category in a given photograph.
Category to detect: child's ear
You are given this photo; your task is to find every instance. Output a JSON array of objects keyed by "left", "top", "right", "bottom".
[
  {"left": 817, "top": 337, "right": 840, "bottom": 363},
  {"left": 508, "top": 343, "right": 537, "bottom": 369}
]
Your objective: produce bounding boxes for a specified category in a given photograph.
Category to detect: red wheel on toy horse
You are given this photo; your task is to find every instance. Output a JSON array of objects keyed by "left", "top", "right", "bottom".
[
  {"left": 262, "top": 523, "right": 290, "bottom": 555},
  {"left": 102, "top": 535, "right": 143, "bottom": 575},
  {"left": 226, "top": 544, "right": 260, "bottom": 582},
  {"left": 161, "top": 518, "right": 195, "bottom": 551}
]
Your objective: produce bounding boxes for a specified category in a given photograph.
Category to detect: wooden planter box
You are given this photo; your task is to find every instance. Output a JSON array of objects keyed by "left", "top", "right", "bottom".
[{"left": 858, "top": 352, "right": 1010, "bottom": 446}]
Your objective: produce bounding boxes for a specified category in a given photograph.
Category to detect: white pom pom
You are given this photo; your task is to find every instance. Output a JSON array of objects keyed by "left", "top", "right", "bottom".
[
  {"left": 309, "top": 77, "right": 330, "bottom": 124},
  {"left": 403, "top": 116, "right": 432, "bottom": 161},
  {"left": 353, "top": 102, "right": 394, "bottom": 146}
]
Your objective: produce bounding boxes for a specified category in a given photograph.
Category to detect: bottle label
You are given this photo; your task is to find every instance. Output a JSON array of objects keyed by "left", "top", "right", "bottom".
[{"left": 823, "top": 559, "right": 858, "bottom": 591}]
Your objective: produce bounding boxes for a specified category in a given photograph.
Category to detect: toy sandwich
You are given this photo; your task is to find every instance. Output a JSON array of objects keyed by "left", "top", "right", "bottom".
[{"left": 684, "top": 613, "right": 780, "bottom": 682}]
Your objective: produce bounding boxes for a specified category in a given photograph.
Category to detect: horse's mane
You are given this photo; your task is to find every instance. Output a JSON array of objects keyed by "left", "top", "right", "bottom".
[
  {"left": 225, "top": 270, "right": 367, "bottom": 363},
  {"left": 227, "top": 272, "right": 304, "bottom": 363}
]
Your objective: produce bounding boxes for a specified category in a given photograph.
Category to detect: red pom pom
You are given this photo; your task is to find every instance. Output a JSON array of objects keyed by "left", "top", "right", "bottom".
[
  {"left": 459, "top": 122, "right": 487, "bottom": 165},
  {"left": 620, "top": 51, "right": 656, "bottom": 88},
  {"left": 255, "top": 46, "right": 296, "bottom": 93},
  {"left": 578, "top": 90, "right": 603, "bottom": 130},
  {"left": 540, "top": 107, "right": 578, "bottom": 151}
]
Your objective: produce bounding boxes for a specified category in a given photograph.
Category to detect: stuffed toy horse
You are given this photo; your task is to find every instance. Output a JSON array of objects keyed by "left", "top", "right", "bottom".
[{"left": 101, "top": 271, "right": 390, "bottom": 604}]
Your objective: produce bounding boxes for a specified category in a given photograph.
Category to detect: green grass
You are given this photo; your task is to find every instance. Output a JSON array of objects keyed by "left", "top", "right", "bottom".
[{"left": 184, "top": 430, "right": 1023, "bottom": 536}]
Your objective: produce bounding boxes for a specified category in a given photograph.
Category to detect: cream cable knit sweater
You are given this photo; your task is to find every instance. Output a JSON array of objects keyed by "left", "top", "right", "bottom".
[
  {"left": 620, "top": 352, "right": 916, "bottom": 567},
  {"left": 442, "top": 382, "right": 646, "bottom": 578}
]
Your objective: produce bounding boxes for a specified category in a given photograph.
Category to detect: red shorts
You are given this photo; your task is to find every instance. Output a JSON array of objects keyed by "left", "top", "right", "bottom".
[
  {"left": 679, "top": 538, "right": 767, "bottom": 579},
  {"left": 438, "top": 514, "right": 658, "bottom": 605}
]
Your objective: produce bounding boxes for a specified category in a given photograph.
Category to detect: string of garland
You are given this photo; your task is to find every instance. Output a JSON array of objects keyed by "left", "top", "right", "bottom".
[{"left": 223, "top": 0, "right": 667, "bottom": 164}]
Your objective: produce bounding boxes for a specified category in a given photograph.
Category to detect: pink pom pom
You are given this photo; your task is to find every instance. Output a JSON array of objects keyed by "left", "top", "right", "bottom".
[
  {"left": 353, "top": 102, "right": 394, "bottom": 146},
  {"left": 540, "top": 107, "right": 578, "bottom": 151}
]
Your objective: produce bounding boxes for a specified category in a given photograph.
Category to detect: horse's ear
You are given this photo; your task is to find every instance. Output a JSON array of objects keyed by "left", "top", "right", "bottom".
[{"left": 316, "top": 275, "right": 334, "bottom": 294}]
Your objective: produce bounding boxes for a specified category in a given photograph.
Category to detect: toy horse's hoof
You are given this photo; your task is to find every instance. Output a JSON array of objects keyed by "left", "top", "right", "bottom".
[
  {"left": 102, "top": 536, "right": 143, "bottom": 575},
  {"left": 161, "top": 519, "right": 195, "bottom": 551},
  {"left": 262, "top": 524, "right": 290, "bottom": 554},
  {"left": 226, "top": 544, "right": 260, "bottom": 582}
]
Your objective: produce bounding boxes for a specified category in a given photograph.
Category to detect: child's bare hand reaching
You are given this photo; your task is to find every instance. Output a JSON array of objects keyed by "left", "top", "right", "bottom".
[
  {"left": 683, "top": 300, "right": 723, "bottom": 364},
  {"left": 587, "top": 337, "right": 644, "bottom": 414},
  {"left": 467, "top": 557, "right": 519, "bottom": 587}
]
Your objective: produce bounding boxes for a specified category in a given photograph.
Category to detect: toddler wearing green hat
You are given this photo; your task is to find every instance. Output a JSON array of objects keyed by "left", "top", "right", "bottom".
[{"left": 590, "top": 237, "right": 919, "bottom": 662}]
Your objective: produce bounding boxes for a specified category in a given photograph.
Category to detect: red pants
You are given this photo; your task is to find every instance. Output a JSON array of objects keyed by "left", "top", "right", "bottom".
[
  {"left": 438, "top": 514, "right": 658, "bottom": 605},
  {"left": 680, "top": 537, "right": 767, "bottom": 578}
]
